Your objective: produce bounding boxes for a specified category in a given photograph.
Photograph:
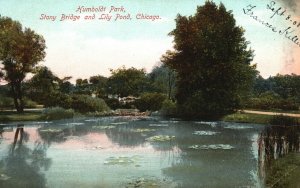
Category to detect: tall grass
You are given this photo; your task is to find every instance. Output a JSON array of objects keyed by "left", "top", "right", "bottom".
[{"left": 269, "top": 115, "right": 299, "bottom": 126}]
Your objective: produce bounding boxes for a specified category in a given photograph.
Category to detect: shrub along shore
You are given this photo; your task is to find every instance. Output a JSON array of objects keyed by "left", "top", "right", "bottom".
[{"left": 1, "top": 108, "right": 300, "bottom": 126}]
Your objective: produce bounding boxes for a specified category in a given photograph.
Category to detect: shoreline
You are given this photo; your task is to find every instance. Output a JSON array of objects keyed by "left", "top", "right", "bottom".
[{"left": 1, "top": 109, "right": 300, "bottom": 125}]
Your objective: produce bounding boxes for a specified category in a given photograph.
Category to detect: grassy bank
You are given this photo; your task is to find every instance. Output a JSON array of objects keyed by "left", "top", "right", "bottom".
[
  {"left": 265, "top": 153, "right": 300, "bottom": 188},
  {"left": 2, "top": 109, "right": 300, "bottom": 125},
  {"left": 0, "top": 110, "right": 43, "bottom": 122},
  {"left": 0, "top": 108, "right": 76, "bottom": 122},
  {"left": 222, "top": 112, "right": 300, "bottom": 125}
]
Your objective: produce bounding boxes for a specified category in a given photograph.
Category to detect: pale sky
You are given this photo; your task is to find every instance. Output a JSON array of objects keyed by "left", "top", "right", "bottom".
[{"left": 0, "top": 0, "right": 299, "bottom": 82}]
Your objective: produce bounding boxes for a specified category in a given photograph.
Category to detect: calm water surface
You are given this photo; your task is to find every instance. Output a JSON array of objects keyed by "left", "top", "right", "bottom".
[{"left": 0, "top": 116, "right": 299, "bottom": 188}]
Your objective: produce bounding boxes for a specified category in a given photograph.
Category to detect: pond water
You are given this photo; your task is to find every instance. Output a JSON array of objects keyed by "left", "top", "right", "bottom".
[{"left": 0, "top": 116, "right": 299, "bottom": 188}]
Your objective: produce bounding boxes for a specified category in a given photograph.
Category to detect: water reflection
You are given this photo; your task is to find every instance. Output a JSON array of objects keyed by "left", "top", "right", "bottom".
[
  {"left": 258, "top": 125, "right": 300, "bottom": 186},
  {"left": 3, "top": 118, "right": 296, "bottom": 187},
  {"left": 0, "top": 124, "right": 51, "bottom": 188}
]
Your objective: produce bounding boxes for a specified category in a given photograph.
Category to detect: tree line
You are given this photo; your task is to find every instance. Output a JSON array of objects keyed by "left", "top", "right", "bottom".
[{"left": 1, "top": 2, "right": 299, "bottom": 118}]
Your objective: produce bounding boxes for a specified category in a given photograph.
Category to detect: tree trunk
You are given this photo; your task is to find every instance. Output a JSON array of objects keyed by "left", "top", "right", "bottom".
[
  {"left": 168, "top": 71, "right": 172, "bottom": 100},
  {"left": 16, "top": 81, "right": 24, "bottom": 113},
  {"left": 10, "top": 82, "right": 24, "bottom": 113},
  {"left": 11, "top": 84, "right": 20, "bottom": 112}
]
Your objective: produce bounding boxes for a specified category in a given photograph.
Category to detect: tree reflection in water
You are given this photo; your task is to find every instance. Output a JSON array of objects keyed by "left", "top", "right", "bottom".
[
  {"left": 258, "top": 125, "right": 300, "bottom": 185},
  {"left": 0, "top": 124, "right": 51, "bottom": 188}
]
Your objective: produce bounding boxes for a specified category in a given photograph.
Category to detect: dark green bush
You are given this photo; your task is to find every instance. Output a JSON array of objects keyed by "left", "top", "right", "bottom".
[
  {"left": 178, "top": 91, "right": 235, "bottom": 119},
  {"left": 105, "top": 98, "right": 121, "bottom": 110},
  {"left": 43, "top": 92, "right": 72, "bottom": 109},
  {"left": 160, "top": 99, "right": 177, "bottom": 116},
  {"left": 71, "top": 95, "right": 110, "bottom": 113},
  {"left": 23, "top": 98, "right": 38, "bottom": 108},
  {"left": 0, "top": 95, "right": 14, "bottom": 109},
  {"left": 135, "top": 93, "right": 167, "bottom": 112},
  {"left": 244, "top": 91, "right": 299, "bottom": 111},
  {"left": 41, "top": 107, "right": 75, "bottom": 120}
]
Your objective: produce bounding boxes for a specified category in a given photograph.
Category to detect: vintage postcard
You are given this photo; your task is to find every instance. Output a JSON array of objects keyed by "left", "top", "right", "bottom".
[{"left": 0, "top": 0, "right": 299, "bottom": 187}]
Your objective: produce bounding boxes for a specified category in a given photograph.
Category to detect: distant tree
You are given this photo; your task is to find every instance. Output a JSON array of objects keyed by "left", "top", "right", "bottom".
[
  {"left": 74, "top": 78, "right": 91, "bottom": 95},
  {"left": 253, "top": 75, "right": 275, "bottom": 96},
  {"left": 272, "top": 74, "right": 300, "bottom": 100},
  {"left": 89, "top": 75, "right": 108, "bottom": 98},
  {"left": 108, "top": 66, "right": 147, "bottom": 97},
  {"left": 58, "top": 76, "right": 73, "bottom": 94},
  {"left": 149, "top": 64, "right": 176, "bottom": 100},
  {"left": 0, "top": 16, "right": 46, "bottom": 112},
  {"left": 162, "top": 2, "right": 257, "bottom": 118},
  {"left": 26, "top": 66, "right": 59, "bottom": 104},
  {"left": 76, "top": 78, "right": 88, "bottom": 86}
]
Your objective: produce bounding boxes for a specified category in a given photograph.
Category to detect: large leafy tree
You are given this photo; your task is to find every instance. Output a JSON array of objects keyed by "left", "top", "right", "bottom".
[
  {"left": 0, "top": 16, "right": 46, "bottom": 112},
  {"left": 26, "top": 66, "right": 60, "bottom": 103},
  {"left": 108, "top": 66, "right": 148, "bottom": 97},
  {"left": 89, "top": 75, "right": 108, "bottom": 98},
  {"left": 162, "top": 1, "right": 257, "bottom": 118}
]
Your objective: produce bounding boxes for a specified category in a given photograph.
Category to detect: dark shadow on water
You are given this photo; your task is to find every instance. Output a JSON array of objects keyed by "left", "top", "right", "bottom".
[{"left": 0, "top": 124, "right": 51, "bottom": 188}]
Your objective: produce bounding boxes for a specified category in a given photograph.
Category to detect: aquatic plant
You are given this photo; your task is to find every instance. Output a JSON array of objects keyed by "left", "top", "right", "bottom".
[
  {"left": 192, "top": 131, "right": 220, "bottom": 136},
  {"left": 132, "top": 128, "right": 156, "bottom": 133},
  {"left": 92, "top": 125, "right": 116, "bottom": 129},
  {"left": 146, "top": 135, "right": 175, "bottom": 142},
  {"left": 103, "top": 156, "right": 140, "bottom": 165},
  {"left": 188, "top": 144, "right": 234, "bottom": 150},
  {"left": 269, "top": 115, "right": 299, "bottom": 126}
]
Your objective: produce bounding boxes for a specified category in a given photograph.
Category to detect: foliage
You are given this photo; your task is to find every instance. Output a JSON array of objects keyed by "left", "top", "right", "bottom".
[
  {"left": 23, "top": 98, "right": 38, "bottom": 108},
  {"left": 0, "top": 95, "right": 37, "bottom": 109},
  {"left": 265, "top": 153, "right": 300, "bottom": 188},
  {"left": 161, "top": 2, "right": 257, "bottom": 118},
  {"left": 0, "top": 95, "right": 14, "bottom": 109},
  {"left": 160, "top": 99, "right": 177, "bottom": 116},
  {"left": 108, "top": 66, "right": 148, "bottom": 97},
  {"left": 26, "top": 66, "right": 60, "bottom": 104},
  {"left": 43, "top": 92, "right": 73, "bottom": 109},
  {"left": 135, "top": 92, "right": 167, "bottom": 112},
  {"left": 41, "top": 107, "right": 75, "bottom": 120},
  {"left": 0, "top": 16, "right": 46, "bottom": 112},
  {"left": 244, "top": 91, "right": 299, "bottom": 111},
  {"left": 251, "top": 74, "right": 300, "bottom": 110},
  {"left": 269, "top": 115, "right": 299, "bottom": 126},
  {"left": 89, "top": 75, "right": 108, "bottom": 98},
  {"left": 104, "top": 98, "right": 121, "bottom": 110},
  {"left": 148, "top": 64, "right": 176, "bottom": 100},
  {"left": 70, "top": 95, "right": 110, "bottom": 113},
  {"left": 0, "top": 110, "right": 42, "bottom": 122},
  {"left": 223, "top": 112, "right": 272, "bottom": 124}
]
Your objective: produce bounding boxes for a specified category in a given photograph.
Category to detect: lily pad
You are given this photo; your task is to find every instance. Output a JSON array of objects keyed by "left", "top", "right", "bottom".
[
  {"left": 39, "top": 128, "right": 62, "bottom": 133},
  {"left": 92, "top": 125, "right": 116, "bottom": 129},
  {"left": 192, "top": 131, "right": 220, "bottom": 136},
  {"left": 195, "top": 121, "right": 218, "bottom": 127},
  {"left": 104, "top": 156, "right": 140, "bottom": 165},
  {"left": 146, "top": 135, "right": 175, "bottom": 142},
  {"left": 132, "top": 128, "right": 156, "bottom": 133},
  {"left": 126, "top": 177, "right": 175, "bottom": 188},
  {"left": 188, "top": 144, "right": 234, "bottom": 150},
  {"left": 149, "top": 124, "right": 169, "bottom": 127},
  {"left": 110, "top": 122, "right": 128, "bottom": 125},
  {"left": 0, "top": 173, "right": 11, "bottom": 181},
  {"left": 159, "top": 120, "right": 179, "bottom": 124},
  {"left": 224, "top": 125, "right": 252, "bottom": 130}
]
